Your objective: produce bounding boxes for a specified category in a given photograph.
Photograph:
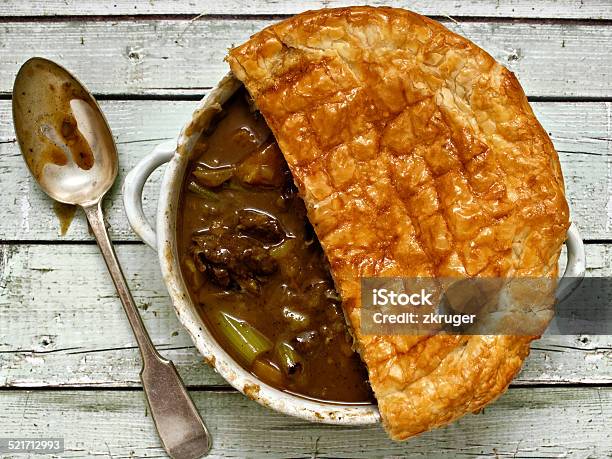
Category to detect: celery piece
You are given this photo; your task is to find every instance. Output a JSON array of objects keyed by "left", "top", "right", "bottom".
[
  {"left": 183, "top": 257, "right": 203, "bottom": 290},
  {"left": 215, "top": 310, "right": 273, "bottom": 365},
  {"left": 187, "top": 180, "right": 219, "bottom": 200},
  {"left": 275, "top": 341, "right": 303, "bottom": 376},
  {"left": 269, "top": 240, "right": 295, "bottom": 259}
]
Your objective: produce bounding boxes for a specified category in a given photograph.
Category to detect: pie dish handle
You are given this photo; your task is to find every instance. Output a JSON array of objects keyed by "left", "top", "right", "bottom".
[
  {"left": 556, "top": 222, "right": 586, "bottom": 303},
  {"left": 123, "top": 139, "right": 176, "bottom": 250}
]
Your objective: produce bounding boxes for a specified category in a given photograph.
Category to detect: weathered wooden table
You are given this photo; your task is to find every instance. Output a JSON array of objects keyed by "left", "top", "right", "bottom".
[{"left": 0, "top": 1, "right": 611, "bottom": 457}]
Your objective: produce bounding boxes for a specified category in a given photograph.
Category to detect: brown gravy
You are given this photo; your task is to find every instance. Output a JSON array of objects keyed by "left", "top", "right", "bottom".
[
  {"left": 178, "top": 89, "right": 372, "bottom": 403},
  {"left": 13, "top": 59, "right": 100, "bottom": 235},
  {"left": 53, "top": 201, "right": 77, "bottom": 236},
  {"left": 13, "top": 65, "right": 96, "bottom": 180}
]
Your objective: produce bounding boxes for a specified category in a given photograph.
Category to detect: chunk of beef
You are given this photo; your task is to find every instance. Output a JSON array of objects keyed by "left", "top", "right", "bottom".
[
  {"left": 237, "top": 209, "right": 285, "bottom": 244},
  {"left": 190, "top": 232, "right": 278, "bottom": 292}
]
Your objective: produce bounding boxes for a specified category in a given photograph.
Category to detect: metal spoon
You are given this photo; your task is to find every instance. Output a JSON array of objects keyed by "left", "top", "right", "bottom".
[{"left": 12, "top": 57, "right": 211, "bottom": 459}]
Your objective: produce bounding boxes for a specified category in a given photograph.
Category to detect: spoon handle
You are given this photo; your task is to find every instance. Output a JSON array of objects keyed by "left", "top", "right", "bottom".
[{"left": 83, "top": 202, "right": 211, "bottom": 459}]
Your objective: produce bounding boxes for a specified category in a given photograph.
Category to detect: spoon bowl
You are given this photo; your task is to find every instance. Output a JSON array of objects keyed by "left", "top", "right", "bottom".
[{"left": 12, "top": 57, "right": 117, "bottom": 206}]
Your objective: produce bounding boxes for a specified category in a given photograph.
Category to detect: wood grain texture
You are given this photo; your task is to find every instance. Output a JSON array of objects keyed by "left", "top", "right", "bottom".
[
  {"left": 0, "top": 388, "right": 609, "bottom": 458},
  {"left": 1, "top": 0, "right": 611, "bottom": 19},
  {"left": 0, "top": 19, "right": 611, "bottom": 97},
  {"left": 0, "top": 243, "right": 610, "bottom": 389},
  {"left": 0, "top": 5, "right": 609, "bottom": 457},
  {"left": 0, "top": 100, "right": 610, "bottom": 242}
]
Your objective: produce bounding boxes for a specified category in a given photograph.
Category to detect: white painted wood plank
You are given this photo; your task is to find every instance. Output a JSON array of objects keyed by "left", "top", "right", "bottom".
[
  {"left": 1, "top": 0, "right": 611, "bottom": 19},
  {"left": 0, "top": 101, "right": 610, "bottom": 242},
  {"left": 0, "top": 388, "right": 609, "bottom": 458},
  {"left": 0, "top": 243, "right": 609, "bottom": 388},
  {"left": 0, "top": 19, "right": 611, "bottom": 97},
  {"left": 0, "top": 243, "right": 223, "bottom": 388},
  {"left": 0, "top": 100, "right": 193, "bottom": 242}
]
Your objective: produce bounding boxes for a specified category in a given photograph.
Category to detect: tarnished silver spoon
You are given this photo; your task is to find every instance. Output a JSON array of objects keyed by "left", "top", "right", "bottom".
[{"left": 12, "top": 57, "right": 211, "bottom": 459}]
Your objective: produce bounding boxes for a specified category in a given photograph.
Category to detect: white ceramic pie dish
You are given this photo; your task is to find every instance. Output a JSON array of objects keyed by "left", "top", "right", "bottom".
[{"left": 122, "top": 73, "right": 586, "bottom": 425}]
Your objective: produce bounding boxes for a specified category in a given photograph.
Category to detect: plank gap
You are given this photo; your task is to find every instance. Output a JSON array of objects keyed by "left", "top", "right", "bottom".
[
  {"left": 2, "top": 94, "right": 612, "bottom": 103},
  {"left": 1, "top": 14, "right": 612, "bottom": 25},
  {"left": 0, "top": 240, "right": 147, "bottom": 246},
  {"left": 1, "top": 239, "right": 610, "bottom": 246},
  {"left": 0, "top": 385, "right": 237, "bottom": 392},
  {"left": 0, "top": 93, "right": 208, "bottom": 101},
  {"left": 0, "top": 382, "right": 610, "bottom": 392}
]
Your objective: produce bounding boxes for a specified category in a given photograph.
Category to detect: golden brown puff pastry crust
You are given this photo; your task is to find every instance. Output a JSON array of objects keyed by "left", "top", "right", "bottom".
[{"left": 227, "top": 6, "right": 570, "bottom": 440}]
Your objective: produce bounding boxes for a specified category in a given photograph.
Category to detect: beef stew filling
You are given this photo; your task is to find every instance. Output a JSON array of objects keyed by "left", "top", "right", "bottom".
[{"left": 178, "top": 89, "right": 372, "bottom": 403}]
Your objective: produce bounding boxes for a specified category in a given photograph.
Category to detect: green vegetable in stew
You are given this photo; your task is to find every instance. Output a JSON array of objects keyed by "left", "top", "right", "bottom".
[
  {"left": 187, "top": 180, "right": 220, "bottom": 200},
  {"left": 214, "top": 310, "right": 273, "bottom": 365},
  {"left": 275, "top": 341, "right": 303, "bottom": 376},
  {"left": 183, "top": 256, "right": 203, "bottom": 290},
  {"left": 269, "top": 240, "right": 295, "bottom": 259}
]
